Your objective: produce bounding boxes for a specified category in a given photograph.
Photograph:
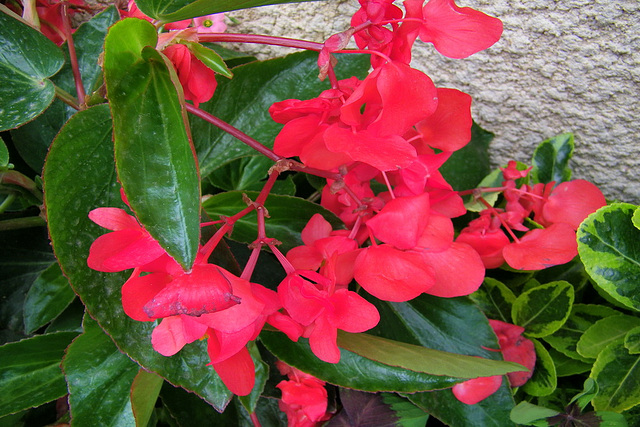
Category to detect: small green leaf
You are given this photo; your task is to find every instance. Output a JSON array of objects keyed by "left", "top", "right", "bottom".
[
  {"left": 530, "top": 133, "right": 574, "bottom": 185},
  {"left": 463, "top": 167, "right": 502, "bottom": 212},
  {"left": 469, "top": 277, "right": 516, "bottom": 322},
  {"left": 624, "top": 326, "right": 640, "bottom": 354},
  {"left": 183, "top": 41, "right": 233, "bottom": 78},
  {"left": 578, "top": 203, "right": 640, "bottom": 312},
  {"left": 522, "top": 339, "right": 557, "bottom": 397},
  {"left": 0, "top": 10, "right": 64, "bottom": 131},
  {"left": 23, "top": 262, "right": 75, "bottom": 334},
  {"left": 104, "top": 18, "right": 201, "bottom": 269},
  {"left": 131, "top": 369, "right": 163, "bottom": 427},
  {"left": 632, "top": 206, "right": 640, "bottom": 231},
  {"left": 0, "top": 332, "right": 78, "bottom": 416},
  {"left": 202, "top": 191, "right": 343, "bottom": 252},
  {"left": 440, "top": 122, "right": 493, "bottom": 192},
  {"left": 0, "top": 136, "right": 9, "bottom": 169},
  {"left": 63, "top": 316, "right": 138, "bottom": 426},
  {"left": 509, "top": 401, "right": 558, "bottom": 426},
  {"left": 512, "top": 281, "right": 574, "bottom": 338},
  {"left": 576, "top": 315, "right": 640, "bottom": 359},
  {"left": 569, "top": 378, "right": 599, "bottom": 412},
  {"left": 590, "top": 341, "right": 640, "bottom": 412},
  {"left": 381, "top": 393, "right": 429, "bottom": 427},
  {"left": 543, "top": 304, "right": 618, "bottom": 363}
]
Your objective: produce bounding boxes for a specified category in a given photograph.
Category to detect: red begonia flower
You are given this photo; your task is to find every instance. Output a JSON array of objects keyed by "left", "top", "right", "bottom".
[
  {"left": 277, "top": 376, "right": 329, "bottom": 427},
  {"left": 163, "top": 43, "right": 217, "bottom": 107},
  {"left": 419, "top": 0, "right": 503, "bottom": 59},
  {"left": 366, "top": 193, "right": 431, "bottom": 250},
  {"left": 456, "top": 228, "right": 510, "bottom": 269},
  {"left": 87, "top": 207, "right": 167, "bottom": 272},
  {"left": 488, "top": 319, "right": 536, "bottom": 387},
  {"left": 354, "top": 245, "right": 435, "bottom": 302},
  {"left": 542, "top": 179, "right": 606, "bottom": 230},
  {"left": 452, "top": 375, "right": 502, "bottom": 405},
  {"left": 210, "top": 345, "right": 255, "bottom": 396},
  {"left": 502, "top": 222, "right": 578, "bottom": 270},
  {"left": 416, "top": 213, "right": 454, "bottom": 252},
  {"left": 419, "top": 242, "right": 485, "bottom": 297},
  {"left": 150, "top": 314, "right": 208, "bottom": 356}
]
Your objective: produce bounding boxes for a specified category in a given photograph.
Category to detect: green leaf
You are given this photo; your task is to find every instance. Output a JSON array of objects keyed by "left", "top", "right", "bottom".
[
  {"left": 238, "top": 343, "right": 269, "bottom": 414},
  {"left": 131, "top": 369, "right": 164, "bottom": 427},
  {"left": 0, "top": 11, "right": 64, "bottom": 131},
  {"left": 104, "top": 18, "right": 200, "bottom": 269},
  {"left": 578, "top": 203, "right": 640, "bottom": 312},
  {"left": 569, "top": 378, "right": 599, "bottom": 412},
  {"left": 576, "top": 315, "right": 640, "bottom": 359},
  {"left": 62, "top": 316, "right": 139, "bottom": 426},
  {"left": 522, "top": 339, "right": 557, "bottom": 397},
  {"left": 543, "top": 304, "right": 618, "bottom": 363},
  {"left": 0, "top": 227, "right": 55, "bottom": 343},
  {"left": 330, "top": 389, "right": 403, "bottom": 426},
  {"left": 183, "top": 41, "right": 233, "bottom": 78},
  {"left": 44, "top": 105, "right": 233, "bottom": 411},
  {"left": 381, "top": 393, "right": 429, "bottom": 427},
  {"left": 463, "top": 167, "right": 502, "bottom": 212},
  {"left": 207, "top": 156, "right": 273, "bottom": 192},
  {"left": 337, "top": 332, "right": 525, "bottom": 378},
  {"left": 530, "top": 133, "right": 574, "bottom": 185},
  {"left": 259, "top": 331, "right": 460, "bottom": 393},
  {"left": 632, "top": 206, "right": 640, "bottom": 231},
  {"left": 624, "top": 326, "right": 640, "bottom": 354},
  {"left": 11, "top": 6, "right": 119, "bottom": 172},
  {"left": 590, "top": 341, "right": 640, "bottom": 412},
  {"left": 202, "top": 191, "right": 343, "bottom": 252},
  {"left": 509, "top": 401, "right": 559, "bottom": 426},
  {"left": 546, "top": 346, "right": 591, "bottom": 377},
  {"left": 193, "top": 51, "right": 370, "bottom": 179},
  {"left": 0, "top": 136, "right": 9, "bottom": 169},
  {"left": 512, "top": 281, "right": 574, "bottom": 338},
  {"left": 138, "top": 0, "right": 324, "bottom": 24},
  {"left": 0, "top": 332, "right": 78, "bottom": 416},
  {"left": 440, "top": 121, "right": 493, "bottom": 191},
  {"left": 23, "top": 262, "right": 75, "bottom": 334},
  {"left": 469, "top": 277, "right": 516, "bottom": 322},
  {"left": 159, "top": 382, "right": 240, "bottom": 426}
]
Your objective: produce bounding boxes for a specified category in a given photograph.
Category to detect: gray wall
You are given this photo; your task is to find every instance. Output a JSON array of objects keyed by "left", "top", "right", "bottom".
[{"left": 227, "top": 0, "right": 640, "bottom": 203}]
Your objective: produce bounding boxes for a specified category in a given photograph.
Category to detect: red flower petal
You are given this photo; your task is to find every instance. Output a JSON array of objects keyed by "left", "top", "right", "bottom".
[
  {"left": 210, "top": 346, "right": 255, "bottom": 396},
  {"left": 456, "top": 229, "right": 510, "bottom": 269},
  {"left": 366, "top": 193, "right": 431, "bottom": 250},
  {"left": 121, "top": 272, "right": 172, "bottom": 321},
  {"left": 88, "top": 207, "right": 140, "bottom": 231},
  {"left": 151, "top": 315, "right": 208, "bottom": 356},
  {"left": 420, "top": 242, "right": 485, "bottom": 297},
  {"left": 415, "top": 88, "right": 472, "bottom": 152},
  {"left": 87, "top": 229, "right": 167, "bottom": 272},
  {"left": 502, "top": 223, "right": 578, "bottom": 270},
  {"left": 328, "top": 289, "right": 380, "bottom": 333},
  {"left": 308, "top": 315, "right": 340, "bottom": 363},
  {"left": 542, "top": 180, "right": 606, "bottom": 230},
  {"left": 452, "top": 375, "right": 502, "bottom": 405}
]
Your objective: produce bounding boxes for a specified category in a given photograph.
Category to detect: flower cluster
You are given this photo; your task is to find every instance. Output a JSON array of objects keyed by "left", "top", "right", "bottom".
[{"left": 276, "top": 362, "right": 331, "bottom": 426}]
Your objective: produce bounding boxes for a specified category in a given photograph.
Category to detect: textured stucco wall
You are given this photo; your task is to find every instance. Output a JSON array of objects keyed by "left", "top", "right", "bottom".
[{"left": 226, "top": 0, "right": 640, "bottom": 203}]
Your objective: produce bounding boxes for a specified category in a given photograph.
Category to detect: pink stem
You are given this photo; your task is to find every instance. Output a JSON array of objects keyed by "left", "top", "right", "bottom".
[
  {"left": 197, "top": 33, "right": 324, "bottom": 52},
  {"left": 61, "top": 2, "right": 85, "bottom": 106}
]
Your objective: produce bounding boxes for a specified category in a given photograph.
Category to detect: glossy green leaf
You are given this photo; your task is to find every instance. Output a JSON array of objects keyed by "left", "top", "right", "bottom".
[
  {"left": 63, "top": 316, "right": 139, "bottom": 426},
  {"left": 509, "top": 401, "right": 558, "bottom": 426},
  {"left": 0, "top": 227, "right": 55, "bottom": 343},
  {"left": 569, "top": 378, "right": 598, "bottom": 412},
  {"left": 23, "top": 262, "right": 75, "bottom": 334},
  {"left": 546, "top": 346, "right": 591, "bottom": 377},
  {"left": 632, "top": 206, "right": 640, "bottom": 231},
  {"left": 337, "top": 332, "right": 525, "bottom": 378},
  {"left": 530, "top": 133, "right": 574, "bottom": 185},
  {"left": 260, "top": 331, "right": 460, "bottom": 393},
  {"left": 463, "top": 167, "right": 502, "bottom": 212},
  {"left": 624, "top": 326, "right": 640, "bottom": 354},
  {"left": 0, "top": 136, "right": 8, "bottom": 169},
  {"left": 440, "top": 121, "right": 493, "bottom": 191},
  {"left": 578, "top": 203, "right": 640, "bottom": 312},
  {"left": 576, "top": 315, "right": 640, "bottom": 359},
  {"left": 131, "top": 369, "right": 164, "bottom": 427},
  {"left": 44, "top": 105, "right": 233, "bottom": 411},
  {"left": 159, "top": 382, "right": 239, "bottom": 426},
  {"left": 11, "top": 6, "right": 119, "bottom": 172},
  {"left": 381, "top": 394, "right": 429, "bottom": 427},
  {"left": 193, "top": 51, "right": 370, "bottom": 179},
  {"left": 0, "top": 11, "right": 64, "bottom": 131},
  {"left": 469, "top": 277, "right": 516, "bottom": 322},
  {"left": 183, "top": 41, "right": 232, "bottom": 78},
  {"left": 207, "top": 156, "right": 274, "bottom": 192},
  {"left": 137, "top": 0, "right": 323, "bottom": 24},
  {"left": 522, "top": 339, "right": 556, "bottom": 397},
  {"left": 202, "top": 191, "right": 343, "bottom": 252},
  {"left": 0, "top": 332, "right": 77, "bottom": 416},
  {"left": 543, "top": 304, "right": 618, "bottom": 363},
  {"left": 104, "top": 18, "right": 200, "bottom": 269},
  {"left": 591, "top": 341, "right": 640, "bottom": 412},
  {"left": 512, "top": 281, "right": 574, "bottom": 338}
]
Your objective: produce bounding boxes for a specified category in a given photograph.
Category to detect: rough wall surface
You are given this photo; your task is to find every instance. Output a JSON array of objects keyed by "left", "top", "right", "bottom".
[{"left": 226, "top": 0, "right": 640, "bottom": 202}]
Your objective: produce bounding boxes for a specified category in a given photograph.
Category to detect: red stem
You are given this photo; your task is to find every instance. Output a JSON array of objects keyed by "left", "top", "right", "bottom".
[
  {"left": 197, "top": 33, "right": 324, "bottom": 52},
  {"left": 61, "top": 2, "right": 85, "bottom": 106}
]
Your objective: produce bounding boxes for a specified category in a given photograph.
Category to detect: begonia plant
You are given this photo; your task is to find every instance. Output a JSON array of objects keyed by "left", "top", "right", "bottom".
[{"left": 1, "top": 0, "right": 639, "bottom": 425}]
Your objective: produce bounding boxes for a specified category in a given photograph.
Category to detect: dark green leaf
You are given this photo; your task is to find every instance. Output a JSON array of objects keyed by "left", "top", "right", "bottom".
[
  {"left": 577, "top": 203, "right": 640, "bottom": 312},
  {"left": 23, "top": 262, "right": 75, "bottom": 334},
  {"left": 137, "top": 0, "right": 324, "bottom": 24},
  {"left": 543, "top": 304, "right": 618, "bottom": 363},
  {"left": 576, "top": 315, "right": 640, "bottom": 359},
  {"left": 381, "top": 393, "right": 429, "bottom": 427},
  {"left": 624, "top": 326, "right": 640, "bottom": 354},
  {"left": 160, "top": 382, "right": 239, "bottom": 426},
  {"left": 202, "top": 191, "right": 343, "bottom": 253},
  {"left": 546, "top": 346, "right": 591, "bottom": 377},
  {"left": 469, "top": 277, "right": 516, "bottom": 322},
  {"left": 207, "top": 156, "right": 273, "bottom": 192},
  {"left": 104, "top": 18, "right": 200, "bottom": 269},
  {"left": 193, "top": 51, "right": 370, "bottom": 179},
  {"left": 131, "top": 369, "right": 164, "bottom": 427},
  {"left": 0, "top": 11, "right": 64, "bottom": 131},
  {"left": 522, "top": 339, "right": 556, "bottom": 397},
  {"left": 0, "top": 332, "right": 77, "bottom": 416},
  {"left": 45, "top": 298, "right": 85, "bottom": 334},
  {"left": 440, "top": 121, "right": 493, "bottom": 191},
  {"left": 591, "top": 341, "right": 640, "bottom": 412},
  {"left": 0, "top": 136, "right": 9, "bottom": 169},
  {"left": 512, "top": 281, "right": 574, "bottom": 338},
  {"left": 569, "top": 378, "right": 599, "bottom": 412},
  {"left": 530, "top": 133, "right": 574, "bottom": 185},
  {"left": 11, "top": 6, "right": 119, "bottom": 172},
  {"left": 62, "top": 316, "right": 139, "bottom": 426},
  {"left": 44, "top": 105, "right": 232, "bottom": 410},
  {"left": 509, "top": 401, "right": 558, "bottom": 426},
  {"left": 184, "top": 41, "right": 232, "bottom": 78},
  {"left": 260, "top": 331, "right": 460, "bottom": 393}
]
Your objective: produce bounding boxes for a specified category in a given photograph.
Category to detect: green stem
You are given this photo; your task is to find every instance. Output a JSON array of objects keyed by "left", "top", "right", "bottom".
[
  {"left": 0, "top": 216, "right": 46, "bottom": 231},
  {"left": 55, "top": 85, "right": 80, "bottom": 110},
  {"left": 0, "top": 194, "right": 16, "bottom": 214}
]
